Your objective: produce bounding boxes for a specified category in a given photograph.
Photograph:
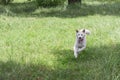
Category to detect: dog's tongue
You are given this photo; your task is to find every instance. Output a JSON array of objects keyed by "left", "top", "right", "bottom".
[{"left": 78, "top": 39, "right": 83, "bottom": 43}]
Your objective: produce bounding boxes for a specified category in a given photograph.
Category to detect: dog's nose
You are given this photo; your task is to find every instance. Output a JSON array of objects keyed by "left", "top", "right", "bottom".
[{"left": 79, "top": 37, "right": 81, "bottom": 39}]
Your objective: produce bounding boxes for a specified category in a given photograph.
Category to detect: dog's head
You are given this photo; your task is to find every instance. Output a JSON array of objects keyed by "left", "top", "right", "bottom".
[{"left": 76, "top": 29, "right": 91, "bottom": 41}]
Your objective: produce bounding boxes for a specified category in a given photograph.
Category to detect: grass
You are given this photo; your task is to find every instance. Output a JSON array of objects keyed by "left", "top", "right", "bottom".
[{"left": 0, "top": 0, "right": 120, "bottom": 80}]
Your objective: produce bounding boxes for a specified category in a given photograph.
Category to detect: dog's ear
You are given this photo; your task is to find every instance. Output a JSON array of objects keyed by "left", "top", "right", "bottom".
[
  {"left": 82, "top": 29, "right": 85, "bottom": 33},
  {"left": 76, "top": 30, "right": 79, "bottom": 33}
]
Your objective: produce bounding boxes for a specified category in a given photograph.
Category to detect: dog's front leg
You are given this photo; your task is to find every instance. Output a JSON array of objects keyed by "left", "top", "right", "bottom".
[
  {"left": 78, "top": 46, "right": 86, "bottom": 52},
  {"left": 74, "top": 50, "right": 78, "bottom": 58},
  {"left": 74, "top": 47, "right": 78, "bottom": 58}
]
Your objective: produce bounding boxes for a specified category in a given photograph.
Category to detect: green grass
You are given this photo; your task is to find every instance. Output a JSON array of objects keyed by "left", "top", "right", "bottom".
[{"left": 0, "top": 0, "right": 120, "bottom": 80}]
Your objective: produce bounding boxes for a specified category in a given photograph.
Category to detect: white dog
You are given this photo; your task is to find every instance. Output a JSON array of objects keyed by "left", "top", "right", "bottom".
[{"left": 74, "top": 29, "right": 91, "bottom": 58}]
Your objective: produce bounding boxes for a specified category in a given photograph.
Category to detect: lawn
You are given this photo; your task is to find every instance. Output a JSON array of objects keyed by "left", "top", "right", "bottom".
[{"left": 0, "top": 0, "right": 120, "bottom": 80}]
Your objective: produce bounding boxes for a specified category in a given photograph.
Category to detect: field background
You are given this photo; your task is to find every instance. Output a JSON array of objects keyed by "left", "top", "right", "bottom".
[{"left": 0, "top": 0, "right": 120, "bottom": 80}]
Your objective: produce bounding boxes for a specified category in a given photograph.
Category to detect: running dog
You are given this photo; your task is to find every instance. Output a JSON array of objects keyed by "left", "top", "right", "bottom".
[{"left": 74, "top": 29, "right": 91, "bottom": 58}]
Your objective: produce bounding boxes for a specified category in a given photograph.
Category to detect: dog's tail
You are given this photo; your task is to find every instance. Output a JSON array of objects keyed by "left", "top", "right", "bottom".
[
  {"left": 85, "top": 29, "right": 91, "bottom": 35},
  {"left": 81, "top": 29, "right": 91, "bottom": 35}
]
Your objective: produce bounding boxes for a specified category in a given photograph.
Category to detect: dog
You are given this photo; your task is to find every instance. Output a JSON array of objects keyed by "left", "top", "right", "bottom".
[{"left": 74, "top": 29, "right": 91, "bottom": 58}]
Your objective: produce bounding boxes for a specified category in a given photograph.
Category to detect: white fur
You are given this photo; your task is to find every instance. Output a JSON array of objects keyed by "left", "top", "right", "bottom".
[{"left": 73, "top": 29, "right": 91, "bottom": 58}]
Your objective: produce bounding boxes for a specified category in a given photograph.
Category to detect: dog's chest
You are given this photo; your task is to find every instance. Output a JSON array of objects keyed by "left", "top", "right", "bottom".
[{"left": 77, "top": 42, "right": 84, "bottom": 48}]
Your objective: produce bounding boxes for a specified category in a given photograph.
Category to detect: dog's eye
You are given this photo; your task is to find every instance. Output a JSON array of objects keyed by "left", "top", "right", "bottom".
[{"left": 81, "top": 34, "right": 83, "bottom": 36}]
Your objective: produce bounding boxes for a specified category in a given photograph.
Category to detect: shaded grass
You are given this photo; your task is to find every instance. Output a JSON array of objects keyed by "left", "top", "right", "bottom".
[
  {"left": 0, "top": 1, "right": 120, "bottom": 17},
  {"left": 36, "top": 2, "right": 120, "bottom": 18}
]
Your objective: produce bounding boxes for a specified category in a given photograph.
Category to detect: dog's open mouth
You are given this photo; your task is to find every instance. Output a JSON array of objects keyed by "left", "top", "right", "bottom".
[{"left": 78, "top": 38, "right": 83, "bottom": 43}]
